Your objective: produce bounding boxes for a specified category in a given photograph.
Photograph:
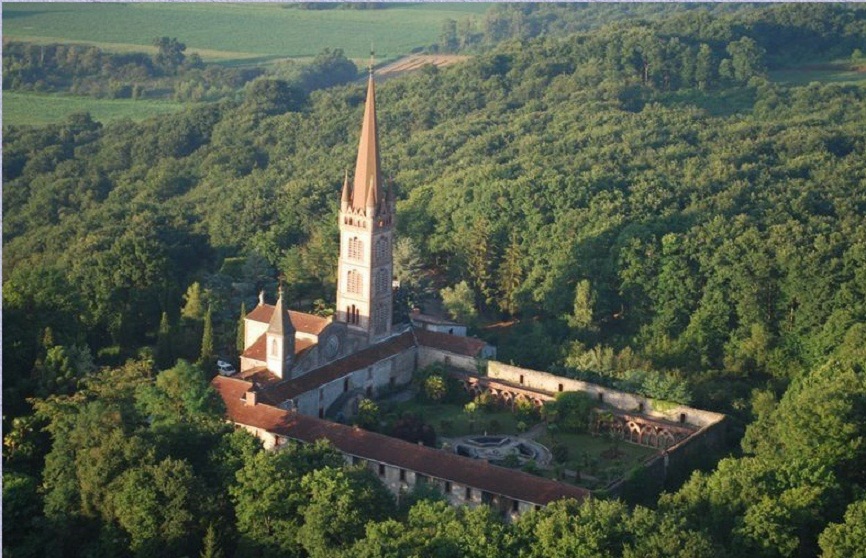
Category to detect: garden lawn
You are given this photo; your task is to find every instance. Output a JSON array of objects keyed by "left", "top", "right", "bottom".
[
  {"left": 540, "top": 431, "right": 658, "bottom": 488},
  {"left": 390, "top": 399, "right": 541, "bottom": 440}
]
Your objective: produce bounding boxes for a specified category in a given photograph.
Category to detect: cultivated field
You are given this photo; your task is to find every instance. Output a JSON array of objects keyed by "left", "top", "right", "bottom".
[
  {"left": 3, "top": 3, "right": 491, "bottom": 65},
  {"left": 375, "top": 54, "right": 471, "bottom": 82},
  {"left": 2, "top": 91, "right": 192, "bottom": 127}
]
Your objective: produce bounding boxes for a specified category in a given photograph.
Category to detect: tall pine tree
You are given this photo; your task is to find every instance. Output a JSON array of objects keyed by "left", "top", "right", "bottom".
[
  {"left": 156, "top": 311, "right": 173, "bottom": 370},
  {"left": 236, "top": 302, "right": 246, "bottom": 356},
  {"left": 199, "top": 305, "right": 214, "bottom": 367}
]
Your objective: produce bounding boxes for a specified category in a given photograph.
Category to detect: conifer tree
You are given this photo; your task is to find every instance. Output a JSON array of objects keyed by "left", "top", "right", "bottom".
[
  {"left": 200, "top": 522, "right": 223, "bottom": 558},
  {"left": 497, "top": 230, "right": 524, "bottom": 316},
  {"left": 182, "top": 282, "right": 205, "bottom": 320},
  {"left": 236, "top": 302, "right": 246, "bottom": 355},
  {"left": 199, "top": 305, "right": 214, "bottom": 367},
  {"left": 156, "top": 311, "right": 173, "bottom": 370}
]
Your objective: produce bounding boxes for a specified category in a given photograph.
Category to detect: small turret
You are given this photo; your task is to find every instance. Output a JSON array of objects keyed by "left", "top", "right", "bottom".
[{"left": 266, "top": 287, "right": 295, "bottom": 379}]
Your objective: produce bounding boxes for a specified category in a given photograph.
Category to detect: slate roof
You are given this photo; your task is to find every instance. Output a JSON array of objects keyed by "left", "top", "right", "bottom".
[{"left": 212, "top": 375, "right": 590, "bottom": 506}]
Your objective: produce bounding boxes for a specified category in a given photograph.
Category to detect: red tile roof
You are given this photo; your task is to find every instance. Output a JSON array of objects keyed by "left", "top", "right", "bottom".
[
  {"left": 212, "top": 375, "right": 589, "bottom": 506},
  {"left": 414, "top": 328, "right": 488, "bottom": 357},
  {"left": 247, "top": 304, "right": 330, "bottom": 336},
  {"left": 242, "top": 333, "right": 317, "bottom": 362},
  {"left": 257, "top": 330, "right": 416, "bottom": 405}
]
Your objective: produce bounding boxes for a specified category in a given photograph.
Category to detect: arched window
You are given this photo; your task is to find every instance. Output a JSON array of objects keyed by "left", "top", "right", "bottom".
[
  {"left": 348, "top": 237, "right": 363, "bottom": 261},
  {"left": 271, "top": 339, "right": 278, "bottom": 356},
  {"left": 347, "top": 270, "right": 362, "bottom": 294},
  {"left": 376, "top": 268, "right": 389, "bottom": 294}
]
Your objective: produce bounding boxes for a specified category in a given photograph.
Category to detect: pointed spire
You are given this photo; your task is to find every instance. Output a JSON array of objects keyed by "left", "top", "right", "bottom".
[
  {"left": 365, "top": 175, "right": 377, "bottom": 209},
  {"left": 267, "top": 286, "right": 291, "bottom": 335},
  {"left": 341, "top": 169, "right": 351, "bottom": 209},
  {"left": 352, "top": 71, "right": 381, "bottom": 212}
]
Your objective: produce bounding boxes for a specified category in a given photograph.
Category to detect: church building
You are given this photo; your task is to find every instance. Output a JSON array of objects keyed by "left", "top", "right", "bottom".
[
  {"left": 233, "top": 69, "right": 494, "bottom": 417},
  {"left": 214, "top": 68, "right": 724, "bottom": 517}
]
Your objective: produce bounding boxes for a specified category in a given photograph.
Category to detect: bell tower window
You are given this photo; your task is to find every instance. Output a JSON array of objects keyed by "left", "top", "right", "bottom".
[
  {"left": 347, "top": 270, "right": 362, "bottom": 294},
  {"left": 271, "top": 339, "right": 278, "bottom": 356},
  {"left": 348, "top": 237, "right": 363, "bottom": 261}
]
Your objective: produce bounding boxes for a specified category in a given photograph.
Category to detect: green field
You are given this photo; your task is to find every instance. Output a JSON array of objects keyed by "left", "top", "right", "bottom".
[
  {"left": 769, "top": 62, "right": 866, "bottom": 85},
  {"left": 2, "top": 91, "right": 192, "bottom": 127},
  {"left": 3, "top": 3, "right": 491, "bottom": 65}
]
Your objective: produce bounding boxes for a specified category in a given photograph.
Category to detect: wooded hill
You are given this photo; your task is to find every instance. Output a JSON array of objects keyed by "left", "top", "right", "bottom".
[{"left": 3, "top": 4, "right": 866, "bottom": 557}]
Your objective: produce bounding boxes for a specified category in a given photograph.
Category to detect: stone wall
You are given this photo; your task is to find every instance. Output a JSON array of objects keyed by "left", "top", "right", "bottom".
[
  {"left": 418, "top": 345, "right": 479, "bottom": 373},
  {"left": 486, "top": 361, "right": 724, "bottom": 429},
  {"left": 292, "top": 345, "right": 416, "bottom": 417}
]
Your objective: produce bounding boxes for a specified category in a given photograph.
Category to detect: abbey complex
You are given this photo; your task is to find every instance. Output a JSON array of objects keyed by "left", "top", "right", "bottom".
[{"left": 213, "top": 71, "right": 726, "bottom": 518}]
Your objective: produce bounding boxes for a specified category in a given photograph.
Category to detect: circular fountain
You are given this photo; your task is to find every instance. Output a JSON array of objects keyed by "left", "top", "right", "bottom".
[{"left": 451, "top": 435, "right": 552, "bottom": 467}]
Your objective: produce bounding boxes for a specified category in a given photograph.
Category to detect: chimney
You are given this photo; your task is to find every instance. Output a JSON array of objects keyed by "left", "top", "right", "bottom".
[
  {"left": 246, "top": 389, "right": 257, "bottom": 406},
  {"left": 258, "top": 290, "right": 265, "bottom": 306}
]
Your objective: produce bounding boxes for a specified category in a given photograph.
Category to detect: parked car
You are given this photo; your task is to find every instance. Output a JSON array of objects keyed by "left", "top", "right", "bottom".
[{"left": 217, "top": 359, "right": 236, "bottom": 376}]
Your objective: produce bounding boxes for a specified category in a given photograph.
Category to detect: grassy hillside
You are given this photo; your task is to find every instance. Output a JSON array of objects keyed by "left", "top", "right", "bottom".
[{"left": 2, "top": 3, "right": 491, "bottom": 65}]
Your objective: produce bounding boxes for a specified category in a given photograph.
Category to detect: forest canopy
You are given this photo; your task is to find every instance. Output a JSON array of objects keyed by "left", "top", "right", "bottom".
[{"left": 3, "top": 4, "right": 866, "bottom": 557}]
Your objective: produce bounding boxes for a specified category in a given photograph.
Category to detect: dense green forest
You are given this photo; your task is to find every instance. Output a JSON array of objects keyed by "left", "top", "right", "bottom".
[{"left": 4, "top": 4, "right": 866, "bottom": 557}]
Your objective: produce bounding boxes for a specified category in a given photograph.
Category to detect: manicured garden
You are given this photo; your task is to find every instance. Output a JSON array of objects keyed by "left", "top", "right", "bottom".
[{"left": 365, "top": 366, "right": 658, "bottom": 490}]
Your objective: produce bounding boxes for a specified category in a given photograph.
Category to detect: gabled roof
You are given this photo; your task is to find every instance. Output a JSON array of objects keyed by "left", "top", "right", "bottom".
[
  {"left": 414, "top": 328, "right": 488, "bottom": 357},
  {"left": 212, "top": 375, "right": 589, "bottom": 506},
  {"left": 247, "top": 304, "right": 330, "bottom": 336},
  {"left": 352, "top": 74, "right": 382, "bottom": 211},
  {"left": 242, "top": 333, "right": 315, "bottom": 362},
  {"left": 257, "top": 330, "right": 416, "bottom": 405}
]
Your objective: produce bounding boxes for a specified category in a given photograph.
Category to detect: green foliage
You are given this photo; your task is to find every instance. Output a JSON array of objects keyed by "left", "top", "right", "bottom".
[
  {"left": 544, "top": 391, "right": 596, "bottom": 433},
  {"left": 199, "top": 305, "right": 214, "bottom": 366},
  {"left": 819, "top": 498, "right": 866, "bottom": 558},
  {"left": 297, "top": 466, "right": 396, "bottom": 557},
  {"left": 230, "top": 440, "right": 344, "bottom": 557},
  {"left": 135, "top": 359, "right": 223, "bottom": 429},
  {"left": 236, "top": 302, "right": 246, "bottom": 354},
  {"left": 423, "top": 374, "right": 447, "bottom": 402},
  {"left": 110, "top": 457, "right": 198, "bottom": 556},
  {"left": 156, "top": 311, "right": 174, "bottom": 370},
  {"left": 356, "top": 398, "right": 381, "bottom": 431},
  {"left": 440, "top": 281, "right": 478, "bottom": 325},
  {"left": 4, "top": 6, "right": 866, "bottom": 557},
  {"left": 152, "top": 37, "right": 186, "bottom": 73},
  {"left": 182, "top": 282, "right": 206, "bottom": 320}
]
